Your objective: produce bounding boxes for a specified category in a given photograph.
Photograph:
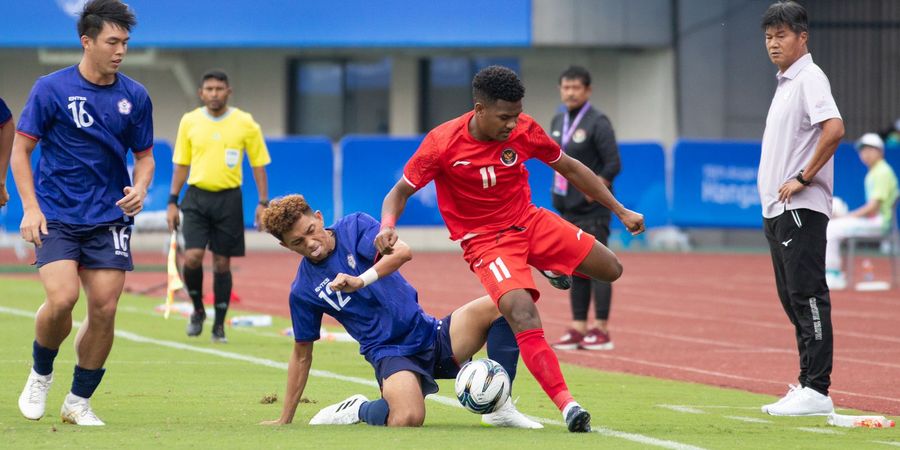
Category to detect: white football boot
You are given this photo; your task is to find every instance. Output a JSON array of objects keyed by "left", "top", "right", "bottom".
[
  {"left": 309, "top": 394, "right": 368, "bottom": 425},
  {"left": 766, "top": 387, "right": 834, "bottom": 416},
  {"left": 481, "top": 398, "right": 543, "bottom": 429},
  {"left": 760, "top": 384, "right": 802, "bottom": 414},
  {"left": 60, "top": 393, "right": 106, "bottom": 426},
  {"left": 19, "top": 369, "right": 53, "bottom": 420}
]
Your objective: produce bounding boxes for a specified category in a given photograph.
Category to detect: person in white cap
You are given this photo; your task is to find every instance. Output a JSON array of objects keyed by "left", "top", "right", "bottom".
[{"left": 824, "top": 132, "right": 899, "bottom": 289}]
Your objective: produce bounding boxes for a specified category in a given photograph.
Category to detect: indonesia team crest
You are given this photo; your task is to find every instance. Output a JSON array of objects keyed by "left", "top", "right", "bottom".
[
  {"left": 117, "top": 98, "right": 132, "bottom": 115},
  {"left": 572, "top": 129, "right": 587, "bottom": 144},
  {"left": 500, "top": 148, "right": 518, "bottom": 166},
  {"left": 346, "top": 254, "right": 356, "bottom": 270}
]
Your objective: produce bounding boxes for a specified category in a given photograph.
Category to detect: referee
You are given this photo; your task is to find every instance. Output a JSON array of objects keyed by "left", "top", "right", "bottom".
[
  {"left": 548, "top": 66, "right": 620, "bottom": 351},
  {"left": 167, "top": 70, "right": 271, "bottom": 343}
]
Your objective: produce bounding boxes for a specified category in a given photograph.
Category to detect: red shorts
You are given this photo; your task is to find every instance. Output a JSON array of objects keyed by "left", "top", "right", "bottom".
[{"left": 459, "top": 207, "right": 595, "bottom": 305}]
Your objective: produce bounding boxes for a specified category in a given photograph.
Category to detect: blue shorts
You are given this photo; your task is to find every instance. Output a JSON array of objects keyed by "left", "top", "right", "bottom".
[
  {"left": 371, "top": 314, "right": 464, "bottom": 396},
  {"left": 34, "top": 221, "right": 134, "bottom": 271}
]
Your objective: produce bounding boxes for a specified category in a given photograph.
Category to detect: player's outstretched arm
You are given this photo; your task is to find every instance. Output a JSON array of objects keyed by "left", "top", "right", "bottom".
[
  {"left": 551, "top": 153, "right": 645, "bottom": 235},
  {"left": 330, "top": 239, "right": 413, "bottom": 293},
  {"left": 10, "top": 134, "right": 47, "bottom": 247},
  {"left": 117, "top": 149, "right": 155, "bottom": 217},
  {"left": 376, "top": 179, "right": 416, "bottom": 255},
  {"left": 261, "top": 341, "right": 314, "bottom": 425}
]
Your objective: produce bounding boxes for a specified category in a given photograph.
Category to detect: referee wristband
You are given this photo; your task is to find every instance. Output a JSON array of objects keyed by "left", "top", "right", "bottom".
[
  {"left": 359, "top": 268, "right": 379, "bottom": 287},
  {"left": 168, "top": 194, "right": 179, "bottom": 205}
]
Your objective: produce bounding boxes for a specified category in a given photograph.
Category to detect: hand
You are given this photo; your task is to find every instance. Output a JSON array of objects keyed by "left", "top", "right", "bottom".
[
  {"left": 778, "top": 179, "right": 805, "bottom": 204},
  {"left": 374, "top": 226, "right": 398, "bottom": 255},
  {"left": 259, "top": 418, "right": 291, "bottom": 426},
  {"left": 618, "top": 208, "right": 646, "bottom": 236},
  {"left": 328, "top": 272, "right": 364, "bottom": 293},
  {"left": 166, "top": 203, "right": 180, "bottom": 232},
  {"left": 254, "top": 204, "right": 267, "bottom": 232},
  {"left": 0, "top": 184, "right": 8, "bottom": 207},
  {"left": 20, "top": 206, "right": 48, "bottom": 247},
  {"left": 116, "top": 186, "right": 147, "bottom": 217}
]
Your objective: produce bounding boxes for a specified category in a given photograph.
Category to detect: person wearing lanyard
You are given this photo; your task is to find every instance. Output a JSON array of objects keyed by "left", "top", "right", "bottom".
[{"left": 547, "top": 66, "right": 621, "bottom": 351}]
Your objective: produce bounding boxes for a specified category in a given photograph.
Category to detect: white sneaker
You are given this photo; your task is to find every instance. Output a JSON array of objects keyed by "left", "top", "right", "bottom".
[
  {"left": 309, "top": 394, "right": 368, "bottom": 425},
  {"left": 826, "top": 270, "right": 847, "bottom": 290},
  {"left": 60, "top": 393, "right": 105, "bottom": 426},
  {"left": 481, "top": 398, "right": 543, "bottom": 429},
  {"left": 760, "top": 384, "right": 801, "bottom": 413},
  {"left": 18, "top": 369, "right": 53, "bottom": 420},
  {"left": 766, "top": 387, "right": 834, "bottom": 416}
]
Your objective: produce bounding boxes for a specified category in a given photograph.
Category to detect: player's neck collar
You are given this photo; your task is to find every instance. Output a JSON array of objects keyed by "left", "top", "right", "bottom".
[{"left": 203, "top": 106, "right": 232, "bottom": 121}]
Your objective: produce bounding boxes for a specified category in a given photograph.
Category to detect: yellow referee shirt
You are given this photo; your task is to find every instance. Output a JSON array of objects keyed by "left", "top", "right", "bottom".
[{"left": 173, "top": 107, "right": 271, "bottom": 191}]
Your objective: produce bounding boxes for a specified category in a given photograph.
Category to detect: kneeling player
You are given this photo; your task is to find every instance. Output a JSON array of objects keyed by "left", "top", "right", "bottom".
[{"left": 259, "top": 194, "right": 540, "bottom": 428}]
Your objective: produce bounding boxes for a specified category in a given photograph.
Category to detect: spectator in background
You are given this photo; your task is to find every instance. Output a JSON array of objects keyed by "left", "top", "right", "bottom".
[
  {"left": 167, "top": 69, "right": 271, "bottom": 343},
  {"left": 824, "top": 133, "right": 899, "bottom": 289},
  {"left": 757, "top": 1, "right": 843, "bottom": 417},
  {"left": 547, "top": 66, "right": 620, "bottom": 351},
  {"left": 0, "top": 97, "right": 13, "bottom": 206}
]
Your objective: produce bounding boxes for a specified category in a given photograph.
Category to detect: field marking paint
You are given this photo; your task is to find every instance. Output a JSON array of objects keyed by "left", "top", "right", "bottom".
[
  {"left": 872, "top": 441, "right": 900, "bottom": 447},
  {"left": 794, "top": 427, "right": 843, "bottom": 435},
  {"left": 724, "top": 416, "right": 772, "bottom": 424},
  {"left": 658, "top": 405, "right": 706, "bottom": 414},
  {"left": 0, "top": 306, "right": 704, "bottom": 450}
]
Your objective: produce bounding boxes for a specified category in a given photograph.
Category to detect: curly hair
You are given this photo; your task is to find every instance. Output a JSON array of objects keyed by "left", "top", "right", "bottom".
[
  {"left": 262, "top": 194, "right": 313, "bottom": 241},
  {"left": 472, "top": 65, "right": 525, "bottom": 104}
]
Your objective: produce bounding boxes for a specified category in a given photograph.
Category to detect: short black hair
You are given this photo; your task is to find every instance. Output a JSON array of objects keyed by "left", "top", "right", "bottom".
[
  {"left": 200, "top": 69, "right": 230, "bottom": 87},
  {"left": 761, "top": 1, "right": 808, "bottom": 35},
  {"left": 472, "top": 65, "right": 525, "bottom": 104},
  {"left": 559, "top": 65, "right": 591, "bottom": 87},
  {"left": 77, "top": 0, "right": 136, "bottom": 39}
]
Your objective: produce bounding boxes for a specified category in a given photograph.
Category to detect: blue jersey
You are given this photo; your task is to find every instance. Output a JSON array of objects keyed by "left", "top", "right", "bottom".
[
  {"left": 289, "top": 213, "right": 437, "bottom": 364},
  {"left": 17, "top": 65, "right": 154, "bottom": 225},
  {"left": 0, "top": 97, "right": 11, "bottom": 126}
]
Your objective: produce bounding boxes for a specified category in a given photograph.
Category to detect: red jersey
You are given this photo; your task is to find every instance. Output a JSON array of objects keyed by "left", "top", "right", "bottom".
[{"left": 403, "top": 111, "right": 562, "bottom": 240}]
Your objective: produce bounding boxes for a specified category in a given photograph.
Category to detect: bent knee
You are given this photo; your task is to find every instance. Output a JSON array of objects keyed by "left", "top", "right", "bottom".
[
  {"left": 607, "top": 257, "right": 623, "bottom": 282},
  {"left": 387, "top": 411, "right": 425, "bottom": 427}
]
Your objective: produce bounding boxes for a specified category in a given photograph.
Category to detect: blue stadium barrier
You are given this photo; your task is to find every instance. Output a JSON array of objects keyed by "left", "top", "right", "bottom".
[
  {"left": 340, "top": 135, "right": 441, "bottom": 225},
  {"left": 242, "top": 137, "right": 334, "bottom": 227}
]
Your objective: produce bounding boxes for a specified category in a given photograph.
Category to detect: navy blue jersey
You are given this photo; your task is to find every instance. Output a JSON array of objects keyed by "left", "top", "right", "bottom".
[
  {"left": 289, "top": 212, "right": 437, "bottom": 364},
  {"left": 17, "top": 65, "right": 153, "bottom": 225},
  {"left": 0, "top": 97, "right": 11, "bottom": 126}
]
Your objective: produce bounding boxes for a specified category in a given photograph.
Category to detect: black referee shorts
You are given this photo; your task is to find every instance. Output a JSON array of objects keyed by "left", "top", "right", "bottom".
[{"left": 181, "top": 186, "right": 246, "bottom": 257}]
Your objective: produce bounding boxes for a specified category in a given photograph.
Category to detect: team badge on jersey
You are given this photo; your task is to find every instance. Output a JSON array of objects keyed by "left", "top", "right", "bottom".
[
  {"left": 500, "top": 148, "right": 518, "bottom": 166},
  {"left": 117, "top": 98, "right": 132, "bottom": 115},
  {"left": 346, "top": 254, "right": 356, "bottom": 270},
  {"left": 572, "top": 129, "right": 587, "bottom": 144}
]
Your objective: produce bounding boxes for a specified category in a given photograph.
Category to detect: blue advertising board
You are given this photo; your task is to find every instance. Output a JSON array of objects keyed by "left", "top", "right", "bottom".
[{"left": 3, "top": 1, "right": 531, "bottom": 48}]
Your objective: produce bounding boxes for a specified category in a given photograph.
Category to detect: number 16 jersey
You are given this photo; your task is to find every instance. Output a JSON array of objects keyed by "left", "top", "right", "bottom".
[{"left": 402, "top": 111, "right": 562, "bottom": 240}]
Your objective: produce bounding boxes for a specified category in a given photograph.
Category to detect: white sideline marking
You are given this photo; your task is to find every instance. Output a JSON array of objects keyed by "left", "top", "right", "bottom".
[
  {"left": 0, "top": 306, "right": 704, "bottom": 450},
  {"left": 658, "top": 405, "right": 705, "bottom": 414},
  {"left": 795, "top": 427, "right": 843, "bottom": 435},
  {"left": 724, "top": 416, "right": 772, "bottom": 424},
  {"left": 872, "top": 441, "right": 900, "bottom": 447}
]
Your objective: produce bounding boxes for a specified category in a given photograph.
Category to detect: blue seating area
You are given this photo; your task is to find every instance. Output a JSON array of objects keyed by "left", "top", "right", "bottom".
[{"left": 2, "top": 137, "right": 897, "bottom": 231}]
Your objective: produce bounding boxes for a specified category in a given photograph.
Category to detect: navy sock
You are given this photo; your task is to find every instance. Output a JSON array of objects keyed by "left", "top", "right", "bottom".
[
  {"left": 71, "top": 365, "right": 106, "bottom": 399},
  {"left": 358, "top": 398, "right": 390, "bottom": 426},
  {"left": 183, "top": 265, "right": 204, "bottom": 313},
  {"left": 213, "top": 271, "right": 232, "bottom": 327},
  {"left": 486, "top": 317, "right": 519, "bottom": 384},
  {"left": 32, "top": 340, "right": 59, "bottom": 376}
]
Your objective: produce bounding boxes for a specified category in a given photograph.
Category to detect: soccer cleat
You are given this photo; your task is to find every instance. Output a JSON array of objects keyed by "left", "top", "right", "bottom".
[
  {"left": 551, "top": 329, "right": 584, "bottom": 350},
  {"left": 211, "top": 324, "right": 227, "bottom": 343},
  {"left": 564, "top": 404, "right": 592, "bottom": 433},
  {"left": 580, "top": 328, "right": 614, "bottom": 351},
  {"left": 760, "top": 384, "right": 801, "bottom": 413},
  {"left": 309, "top": 394, "right": 368, "bottom": 425},
  {"left": 766, "top": 387, "right": 833, "bottom": 416},
  {"left": 481, "top": 398, "right": 543, "bottom": 429},
  {"left": 186, "top": 311, "right": 206, "bottom": 337},
  {"left": 540, "top": 270, "right": 571, "bottom": 290},
  {"left": 18, "top": 369, "right": 53, "bottom": 420},
  {"left": 60, "top": 394, "right": 105, "bottom": 426}
]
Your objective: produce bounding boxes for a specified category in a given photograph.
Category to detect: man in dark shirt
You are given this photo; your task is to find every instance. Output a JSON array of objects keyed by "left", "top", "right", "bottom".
[{"left": 548, "top": 66, "right": 621, "bottom": 351}]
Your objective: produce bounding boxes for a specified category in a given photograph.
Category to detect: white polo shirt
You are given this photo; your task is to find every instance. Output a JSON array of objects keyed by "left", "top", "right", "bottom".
[{"left": 759, "top": 53, "right": 842, "bottom": 219}]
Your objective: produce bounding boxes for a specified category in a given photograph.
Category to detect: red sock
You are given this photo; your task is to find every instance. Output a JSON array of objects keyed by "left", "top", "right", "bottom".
[{"left": 515, "top": 328, "right": 574, "bottom": 411}]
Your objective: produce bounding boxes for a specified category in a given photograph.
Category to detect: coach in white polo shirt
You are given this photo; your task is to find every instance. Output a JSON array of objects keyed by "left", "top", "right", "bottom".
[{"left": 757, "top": 1, "right": 844, "bottom": 417}]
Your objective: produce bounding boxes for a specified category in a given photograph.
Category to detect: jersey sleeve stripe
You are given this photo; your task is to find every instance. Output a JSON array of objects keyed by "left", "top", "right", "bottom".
[
  {"left": 15, "top": 130, "right": 38, "bottom": 141},
  {"left": 547, "top": 148, "right": 563, "bottom": 164},
  {"left": 402, "top": 175, "right": 417, "bottom": 189}
]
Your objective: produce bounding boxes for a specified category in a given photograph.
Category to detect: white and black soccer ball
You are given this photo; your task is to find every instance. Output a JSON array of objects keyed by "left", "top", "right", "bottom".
[{"left": 454, "top": 358, "right": 510, "bottom": 414}]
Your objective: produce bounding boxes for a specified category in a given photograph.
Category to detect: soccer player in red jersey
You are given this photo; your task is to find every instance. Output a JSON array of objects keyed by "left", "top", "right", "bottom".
[{"left": 375, "top": 66, "right": 645, "bottom": 432}]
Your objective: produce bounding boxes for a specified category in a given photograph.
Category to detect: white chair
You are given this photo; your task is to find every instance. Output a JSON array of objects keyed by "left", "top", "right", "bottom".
[{"left": 845, "top": 199, "right": 900, "bottom": 287}]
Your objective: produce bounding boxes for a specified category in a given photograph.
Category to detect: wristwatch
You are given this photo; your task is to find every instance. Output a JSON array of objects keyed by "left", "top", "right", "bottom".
[{"left": 795, "top": 170, "right": 811, "bottom": 186}]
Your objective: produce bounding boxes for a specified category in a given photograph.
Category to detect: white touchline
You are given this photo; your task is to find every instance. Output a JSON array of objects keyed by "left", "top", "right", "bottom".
[{"left": 0, "top": 305, "right": 705, "bottom": 450}]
